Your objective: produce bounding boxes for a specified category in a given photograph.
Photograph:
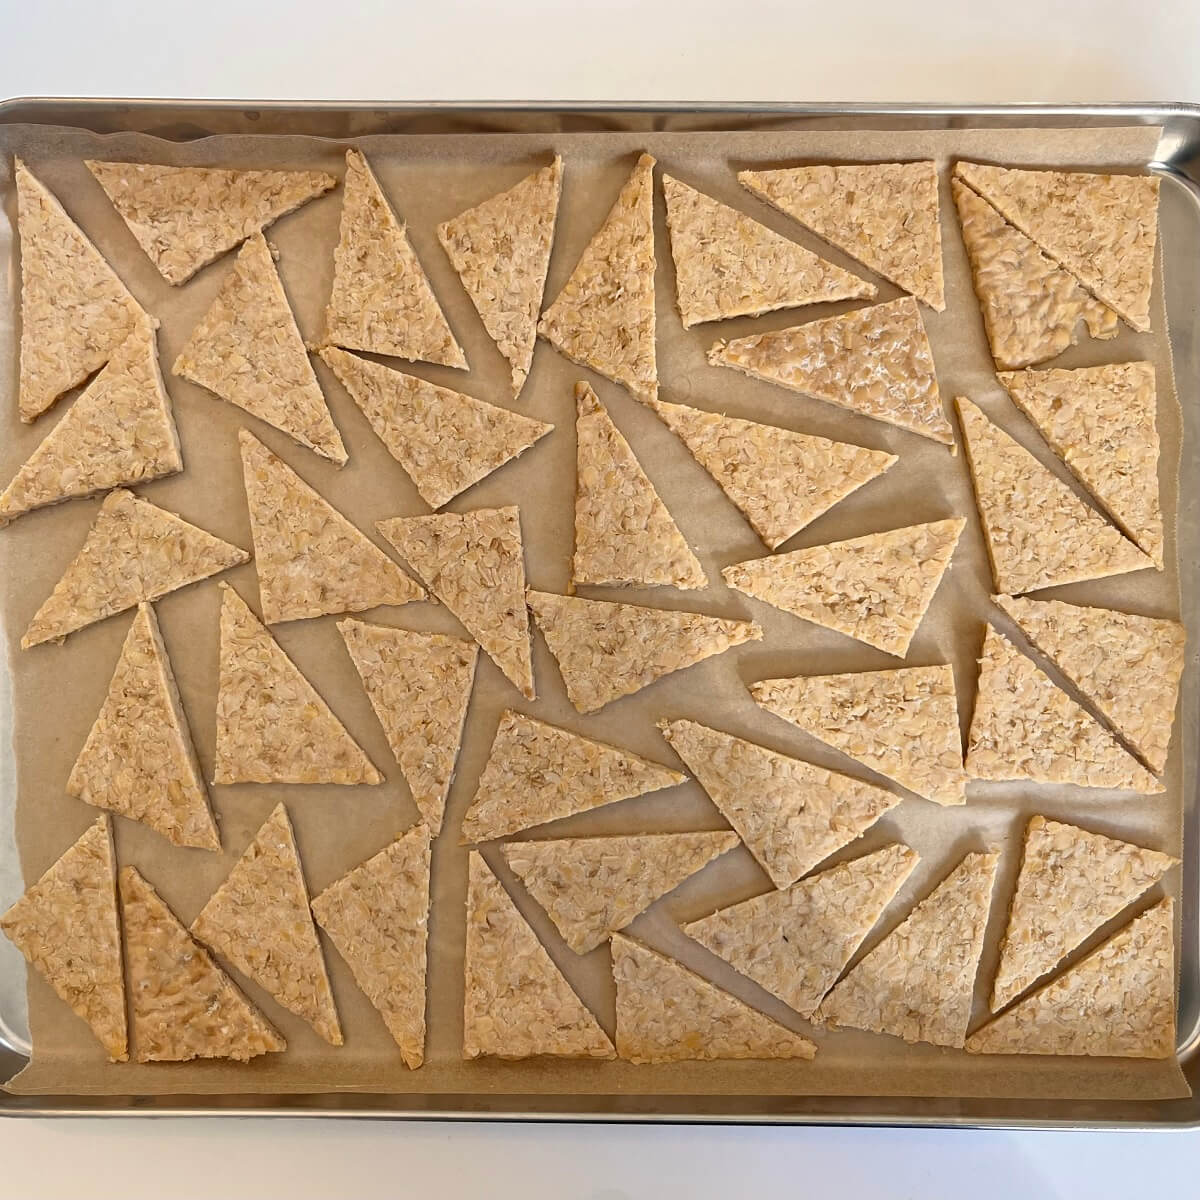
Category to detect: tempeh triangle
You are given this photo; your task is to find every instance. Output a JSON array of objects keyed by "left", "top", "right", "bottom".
[
  {"left": 527, "top": 590, "right": 762, "bottom": 714},
  {"left": 708, "top": 297, "right": 952, "bottom": 445},
  {"left": 659, "top": 718, "right": 900, "bottom": 890},
  {"left": 437, "top": 156, "right": 562, "bottom": 396},
  {"left": 22, "top": 489, "right": 249, "bottom": 649},
  {"left": 191, "top": 803, "right": 342, "bottom": 1045},
  {"left": 67, "top": 603, "right": 218, "bottom": 850},
  {"left": 816, "top": 851, "right": 999, "bottom": 1047},
  {"left": 319, "top": 346, "right": 552, "bottom": 509},
  {"left": 538, "top": 153, "right": 657, "bottom": 403},
  {"left": 573, "top": 382, "right": 706, "bottom": 589},
  {"left": 173, "top": 232, "right": 346, "bottom": 463},
  {"left": 212, "top": 584, "right": 382, "bottom": 785},
  {"left": 0, "top": 816, "right": 126, "bottom": 1061},
  {"left": 463, "top": 853, "right": 614, "bottom": 1059},
  {"left": 377, "top": 507, "right": 534, "bottom": 699},
  {"left": 722, "top": 518, "right": 965, "bottom": 657}
]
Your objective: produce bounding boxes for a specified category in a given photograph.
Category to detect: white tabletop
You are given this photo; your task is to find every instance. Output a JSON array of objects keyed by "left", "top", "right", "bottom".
[{"left": 3, "top": 2, "right": 1199, "bottom": 1196}]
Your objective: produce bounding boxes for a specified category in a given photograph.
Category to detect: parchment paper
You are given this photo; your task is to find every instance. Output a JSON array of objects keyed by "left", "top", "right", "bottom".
[{"left": 0, "top": 122, "right": 1189, "bottom": 1102}]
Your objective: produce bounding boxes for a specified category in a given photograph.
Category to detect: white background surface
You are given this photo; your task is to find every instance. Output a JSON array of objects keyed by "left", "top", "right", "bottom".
[{"left": 2, "top": 1, "right": 1199, "bottom": 1197}]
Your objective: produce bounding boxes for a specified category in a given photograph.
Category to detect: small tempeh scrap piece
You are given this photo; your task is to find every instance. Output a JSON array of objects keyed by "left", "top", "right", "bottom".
[
  {"left": 502, "top": 832, "right": 739, "bottom": 955},
  {"left": 120, "top": 866, "right": 284, "bottom": 1063},
  {"left": 22, "top": 489, "right": 249, "bottom": 649},
  {"left": 722, "top": 518, "right": 965, "bottom": 657},
  {"left": 527, "top": 590, "right": 762, "bottom": 714},
  {"left": 339, "top": 618, "right": 478, "bottom": 836},
  {"left": 965, "top": 625, "right": 1161, "bottom": 793},
  {"left": 995, "top": 594, "right": 1185, "bottom": 775},
  {"left": 951, "top": 178, "right": 1118, "bottom": 370},
  {"left": 191, "top": 803, "right": 342, "bottom": 1045},
  {"left": 751, "top": 666, "right": 967, "bottom": 806},
  {"left": 955, "top": 396, "right": 1152, "bottom": 594},
  {"left": 461, "top": 709, "right": 685, "bottom": 844},
  {"left": 15, "top": 158, "right": 147, "bottom": 422},
  {"left": 67, "top": 603, "right": 218, "bottom": 850},
  {"left": 239, "top": 428, "right": 424, "bottom": 624},
  {"left": 659, "top": 718, "right": 900, "bottom": 890},
  {"left": 645, "top": 397, "right": 896, "bottom": 549},
  {"left": 323, "top": 149, "right": 466, "bottom": 368},
  {"left": 997, "top": 362, "right": 1163, "bottom": 568},
  {"left": 954, "top": 161, "right": 1160, "bottom": 333},
  {"left": 611, "top": 934, "right": 816, "bottom": 1064},
  {"left": 319, "top": 346, "right": 552, "bottom": 509},
  {"left": 573, "top": 382, "right": 706, "bottom": 589},
  {"left": 463, "top": 853, "right": 614, "bottom": 1060},
  {"left": 739, "top": 161, "right": 945, "bottom": 310},
  {"left": 708, "top": 297, "right": 952, "bottom": 445},
  {"left": 311, "top": 825, "right": 432, "bottom": 1068},
  {"left": 0, "top": 816, "right": 126, "bottom": 1061},
  {"left": 662, "top": 173, "right": 875, "bottom": 327},
  {"left": 538, "top": 153, "right": 657, "bottom": 403},
  {"left": 437, "top": 156, "right": 563, "bottom": 396},
  {"left": 684, "top": 843, "right": 920, "bottom": 1019},
  {"left": 377, "top": 507, "right": 534, "bottom": 699},
  {"left": 213, "top": 584, "right": 382, "bottom": 785},
  {"left": 87, "top": 160, "right": 336, "bottom": 285},
  {"left": 816, "top": 851, "right": 999, "bottom": 1048},
  {"left": 173, "top": 232, "right": 346, "bottom": 463},
  {"left": 990, "top": 816, "right": 1176, "bottom": 1012}
]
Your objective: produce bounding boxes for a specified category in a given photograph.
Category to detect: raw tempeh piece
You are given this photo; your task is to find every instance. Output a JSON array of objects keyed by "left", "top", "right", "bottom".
[
  {"left": 15, "top": 158, "right": 147, "bottom": 422},
  {"left": 708, "top": 297, "right": 951, "bottom": 445},
  {"left": 739, "top": 161, "right": 945, "bottom": 310},
  {"left": 461, "top": 709, "right": 685, "bottom": 844},
  {"left": 462, "top": 853, "right": 614, "bottom": 1059},
  {"left": 955, "top": 396, "right": 1152, "bottom": 593},
  {"left": 319, "top": 346, "right": 552, "bottom": 509},
  {"left": 22, "top": 489, "right": 249, "bottom": 649},
  {"left": 572, "top": 382, "right": 706, "bottom": 589},
  {"left": 816, "top": 851, "right": 999, "bottom": 1047},
  {"left": 502, "top": 832, "right": 739, "bottom": 954},
  {"left": 659, "top": 718, "right": 900, "bottom": 890},
  {"left": 437, "top": 156, "right": 562, "bottom": 396},
  {"left": 377, "top": 507, "right": 534, "bottom": 699},
  {"left": 951, "top": 178, "right": 1118, "bottom": 370},
  {"left": 954, "top": 161, "right": 1159, "bottom": 333},
  {"left": 87, "top": 160, "right": 336, "bottom": 285},
  {"left": 722, "top": 518, "right": 965, "bottom": 657},
  {"left": 538, "top": 153, "right": 657, "bottom": 403},
  {"left": 67, "top": 603, "right": 218, "bottom": 850},
  {"left": 997, "top": 362, "right": 1163, "bottom": 568},
  {"left": 965, "top": 625, "right": 1162, "bottom": 793},
  {"left": 645, "top": 397, "right": 896, "bottom": 549},
  {"left": 213, "top": 584, "right": 382, "bottom": 786},
  {"left": 239, "top": 428, "right": 424, "bottom": 624},
  {"left": 684, "top": 843, "right": 920, "bottom": 1018},
  {"left": 120, "top": 866, "right": 284, "bottom": 1063},
  {"left": 995, "top": 593, "right": 1185, "bottom": 775},
  {"left": 191, "top": 803, "right": 342, "bottom": 1045},
  {"left": 751, "top": 666, "right": 966, "bottom": 805},
  {"left": 323, "top": 149, "right": 465, "bottom": 368},
  {"left": 339, "top": 618, "right": 478, "bottom": 836},
  {"left": 0, "top": 320, "right": 181, "bottom": 526},
  {"left": 0, "top": 816, "right": 126, "bottom": 1061},
  {"left": 611, "top": 934, "right": 816, "bottom": 1064},
  {"left": 966, "top": 900, "right": 1175, "bottom": 1058},
  {"left": 662, "top": 173, "right": 875, "bottom": 327},
  {"left": 990, "top": 816, "right": 1176, "bottom": 1011},
  {"left": 310, "top": 825, "right": 432, "bottom": 1067},
  {"left": 527, "top": 590, "right": 762, "bottom": 714}
]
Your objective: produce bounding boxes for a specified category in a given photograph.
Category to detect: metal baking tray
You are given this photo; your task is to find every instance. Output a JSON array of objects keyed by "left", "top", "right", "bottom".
[{"left": 1, "top": 98, "right": 1198, "bottom": 1127}]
